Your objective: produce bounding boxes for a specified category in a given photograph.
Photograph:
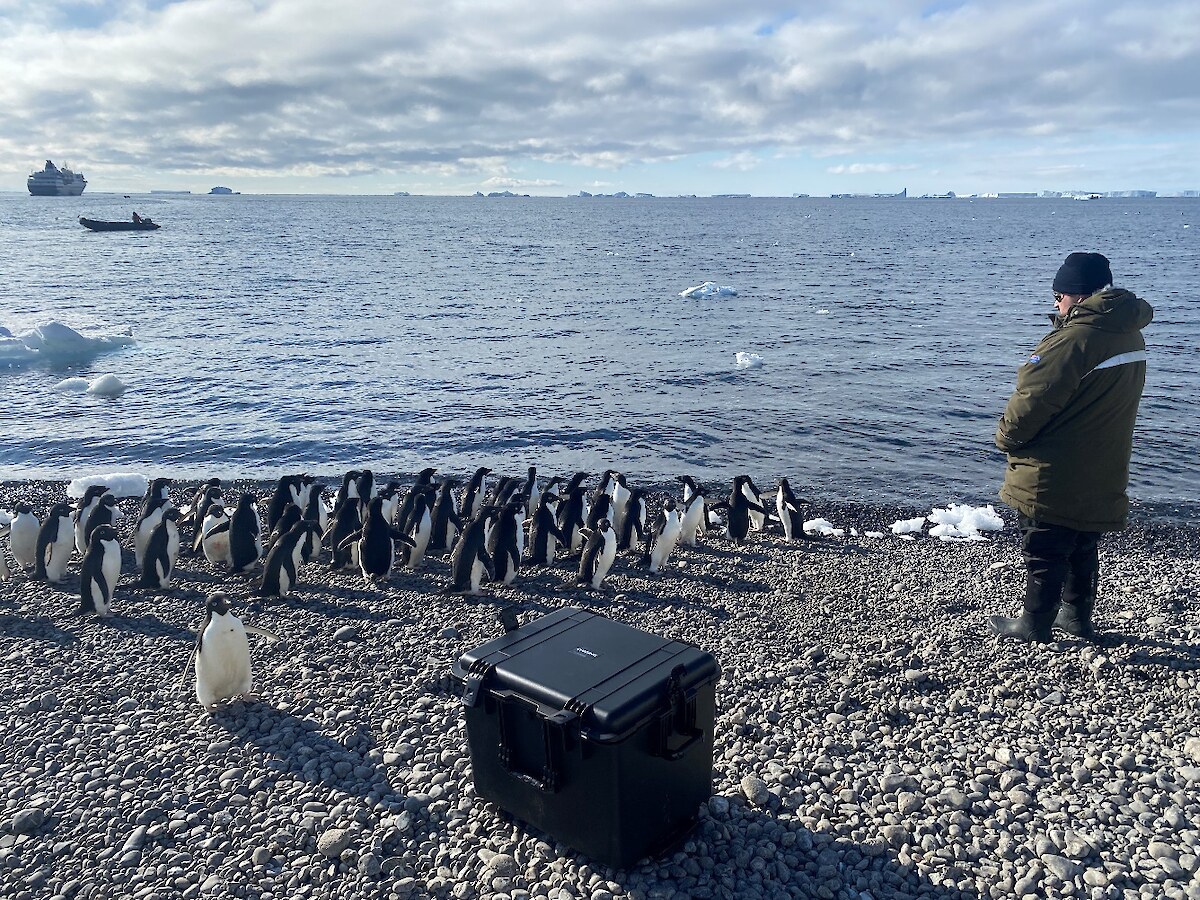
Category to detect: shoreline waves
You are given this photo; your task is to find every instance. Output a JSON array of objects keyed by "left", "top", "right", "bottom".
[{"left": 1, "top": 476, "right": 1198, "bottom": 900}]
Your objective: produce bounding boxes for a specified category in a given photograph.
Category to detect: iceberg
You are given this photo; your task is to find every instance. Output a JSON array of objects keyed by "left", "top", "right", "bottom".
[
  {"left": 86, "top": 374, "right": 128, "bottom": 397},
  {"left": 680, "top": 281, "right": 737, "bottom": 299},
  {"left": 0, "top": 321, "right": 135, "bottom": 366},
  {"left": 735, "top": 351, "right": 763, "bottom": 369}
]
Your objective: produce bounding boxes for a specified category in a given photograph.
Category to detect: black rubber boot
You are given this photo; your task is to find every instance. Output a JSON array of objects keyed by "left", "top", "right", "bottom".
[
  {"left": 1053, "top": 601, "right": 1097, "bottom": 640},
  {"left": 988, "top": 614, "right": 1054, "bottom": 643},
  {"left": 990, "top": 574, "right": 1059, "bottom": 643}
]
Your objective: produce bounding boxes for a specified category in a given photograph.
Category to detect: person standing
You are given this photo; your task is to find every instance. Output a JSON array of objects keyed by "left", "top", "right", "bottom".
[{"left": 990, "top": 252, "right": 1154, "bottom": 643}]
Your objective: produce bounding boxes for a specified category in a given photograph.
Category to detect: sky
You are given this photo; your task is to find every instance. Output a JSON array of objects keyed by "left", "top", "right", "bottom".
[{"left": 2, "top": 0, "right": 1198, "bottom": 196}]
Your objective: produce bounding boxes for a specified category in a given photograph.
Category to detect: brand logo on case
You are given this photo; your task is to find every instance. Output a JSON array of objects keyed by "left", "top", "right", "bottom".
[{"left": 571, "top": 646, "right": 598, "bottom": 658}]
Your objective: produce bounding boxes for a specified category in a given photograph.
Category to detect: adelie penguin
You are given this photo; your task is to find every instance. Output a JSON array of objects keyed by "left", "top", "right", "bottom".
[
  {"left": 461, "top": 467, "right": 491, "bottom": 522},
  {"left": 399, "top": 488, "right": 436, "bottom": 571},
  {"left": 445, "top": 509, "right": 496, "bottom": 595},
  {"left": 302, "top": 482, "right": 329, "bottom": 534},
  {"left": 527, "top": 492, "right": 568, "bottom": 567},
  {"left": 340, "top": 496, "right": 416, "bottom": 585},
  {"left": 79, "top": 524, "right": 122, "bottom": 616},
  {"left": 558, "top": 485, "right": 590, "bottom": 553},
  {"left": 7, "top": 502, "right": 40, "bottom": 570},
  {"left": 714, "top": 476, "right": 768, "bottom": 545},
  {"left": 427, "top": 478, "right": 463, "bottom": 555},
  {"left": 741, "top": 476, "right": 771, "bottom": 532},
  {"left": 187, "top": 485, "right": 224, "bottom": 555},
  {"left": 577, "top": 518, "right": 617, "bottom": 590},
  {"left": 184, "top": 592, "right": 280, "bottom": 712},
  {"left": 205, "top": 493, "right": 262, "bottom": 573},
  {"left": 776, "top": 478, "right": 813, "bottom": 543},
  {"left": 325, "top": 496, "right": 362, "bottom": 572},
  {"left": 139, "top": 508, "right": 181, "bottom": 591},
  {"left": 617, "top": 488, "right": 649, "bottom": 551},
  {"left": 646, "top": 500, "right": 683, "bottom": 573},
  {"left": 266, "top": 475, "right": 306, "bottom": 532},
  {"left": 73, "top": 485, "right": 111, "bottom": 555},
  {"left": 334, "top": 469, "right": 362, "bottom": 510},
  {"left": 395, "top": 468, "right": 437, "bottom": 531},
  {"left": 82, "top": 493, "right": 123, "bottom": 552},
  {"left": 35, "top": 502, "right": 75, "bottom": 583},
  {"left": 258, "top": 520, "right": 324, "bottom": 599},
  {"left": 200, "top": 505, "right": 232, "bottom": 566},
  {"left": 264, "top": 503, "right": 303, "bottom": 553},
  {"left": 134, "top": 480, "right": 174, "bottom": 570},
  {"left": 678, "top": 488, "right": 708, "bottom": 548},
  {"left": 491, "top": 499, "right": 526, "bottom": 585}
]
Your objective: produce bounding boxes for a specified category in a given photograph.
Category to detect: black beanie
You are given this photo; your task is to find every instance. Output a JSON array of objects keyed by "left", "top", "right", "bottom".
[{"left": 1052, "top": 252, "right": 1112, "bottom": 295}]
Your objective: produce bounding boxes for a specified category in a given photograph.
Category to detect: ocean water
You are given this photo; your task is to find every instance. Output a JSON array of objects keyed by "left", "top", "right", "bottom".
[{"left": 1, "top": 193, "right": 1196, "bottom": 507}]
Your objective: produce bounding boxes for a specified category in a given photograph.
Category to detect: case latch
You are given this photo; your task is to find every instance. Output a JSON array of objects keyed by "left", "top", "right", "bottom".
[
  {"left": 461, "top": 658, "right": 494, "bottom": 708},
  {"left": 656, "top": 665, "right": 702, "bottom": 760}
]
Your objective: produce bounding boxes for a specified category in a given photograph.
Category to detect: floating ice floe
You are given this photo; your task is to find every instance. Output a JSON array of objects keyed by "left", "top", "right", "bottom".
[
  {"left": 86, "top": 374, "right": 128, "bottom": 397},
  {"left": 0, "top": 321, "right": 135, "bottom": 367},
  {"left": 679, "top": 281, "right": 737, "bottom": 299},
  {"left": 735, "top": 351, "right": 763, "bottom": 369},
  {"left": 54, "top": 377, "right": 91, "bottom": 392},
  {"left": 67, "top": 473, "right": 149, "bottom": 500}
]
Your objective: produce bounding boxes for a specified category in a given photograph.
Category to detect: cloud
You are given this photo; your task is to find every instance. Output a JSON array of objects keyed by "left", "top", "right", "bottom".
[
  {"left": 2, "top": 0, "right": 1198, "bottom": 190},
  {"left": 826, "top": 162, "right": 919, "bottom": 175}
]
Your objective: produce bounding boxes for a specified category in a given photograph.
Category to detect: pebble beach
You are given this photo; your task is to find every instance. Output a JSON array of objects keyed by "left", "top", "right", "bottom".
[{"left": 1, "top": 477, "right": 1198, "bottom": 900}]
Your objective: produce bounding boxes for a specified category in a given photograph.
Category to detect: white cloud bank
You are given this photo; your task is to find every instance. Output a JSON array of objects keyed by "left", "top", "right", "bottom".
[{"left": 2, "top": 1, "right": 1198, "bottom": 192}]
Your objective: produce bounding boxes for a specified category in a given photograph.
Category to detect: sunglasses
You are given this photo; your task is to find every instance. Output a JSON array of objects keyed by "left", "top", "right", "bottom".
[{"left": 1053, "top": 292, "right": 1067, "bottom": 302}]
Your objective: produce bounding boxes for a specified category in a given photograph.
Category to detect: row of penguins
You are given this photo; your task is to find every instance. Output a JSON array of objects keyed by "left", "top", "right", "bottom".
[{"left": 0, "top": 469, "right": 815, "bottom": 710}]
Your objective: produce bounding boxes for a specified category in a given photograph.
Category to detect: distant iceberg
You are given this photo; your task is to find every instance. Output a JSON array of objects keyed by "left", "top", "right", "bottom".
[
  {"left": 680, "top": 281, "right": 737, "bottom": 299},
  {"left": 735, "top": 351, "right": 763, "bottom": 369},
  {"left": 0, "top": 321, "right": 135, "bottom": 366}
]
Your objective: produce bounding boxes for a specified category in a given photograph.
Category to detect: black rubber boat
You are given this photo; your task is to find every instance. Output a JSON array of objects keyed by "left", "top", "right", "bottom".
[{"left": 79, "top": 217, "right": 160, "bottom": 231}]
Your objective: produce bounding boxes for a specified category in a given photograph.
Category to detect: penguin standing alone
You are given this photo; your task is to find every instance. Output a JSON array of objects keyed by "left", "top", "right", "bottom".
[
  {"left": 79, "top": 524, "right": 122, "bottom": 615},
  {"left": 186, "top": 592, "right": 280, "bottom": 712}
]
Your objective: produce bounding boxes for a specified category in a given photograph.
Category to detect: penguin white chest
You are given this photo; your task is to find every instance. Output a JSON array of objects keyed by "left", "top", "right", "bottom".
[{"left": 195, "top": 618, "right": 253, "bottom": 707}]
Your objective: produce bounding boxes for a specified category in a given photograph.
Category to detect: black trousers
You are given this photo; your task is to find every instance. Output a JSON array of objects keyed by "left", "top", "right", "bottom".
[{"left": 1019, "top": 514, "right": 1101, "bottom": 623}]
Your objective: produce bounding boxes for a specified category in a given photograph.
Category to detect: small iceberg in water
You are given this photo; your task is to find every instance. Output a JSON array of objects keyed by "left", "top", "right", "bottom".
[
  {"left": 86, "top": 374, "right": 128, "bottom": 397},
  {"left": 0, "top": 321, "right": 135, "bottom": 367},
  {"left": 54, "top": 377, "right": 91, "bottom": 392},
  {"left": 735, "top": 351, "right": 763, "bottom": 370},
  {"left": 680, "top": 281, "right": 737, "bottom": 299}
]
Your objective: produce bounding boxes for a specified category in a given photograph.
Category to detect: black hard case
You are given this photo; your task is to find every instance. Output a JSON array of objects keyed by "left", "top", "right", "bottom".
[{"left": 452, "top": 607, "right": 721, "bottom": 869}]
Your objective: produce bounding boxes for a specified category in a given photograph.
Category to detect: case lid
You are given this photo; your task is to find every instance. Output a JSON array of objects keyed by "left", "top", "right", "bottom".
[{"left": 453, "top": 608, "right": 720, "bottom": 742}]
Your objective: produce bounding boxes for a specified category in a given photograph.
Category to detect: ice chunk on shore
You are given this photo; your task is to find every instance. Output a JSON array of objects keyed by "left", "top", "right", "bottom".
[
  {"left": 54, "top": 377, "right": 91, "bottom": 392},
  {"left": 804, "top": 518, "right": 844, "bottom": 536},
  {"left": 891, "top": 517, "right": 926, "bottom": 534},
  {"left": 928, "top": 503, "right": 1004, "bottom": 541},
  {"left": 67, "top": 473, "right": 149, "bottom": 500},
  {"left": 680, "top": 281, "right": 737, "bottom": 298},
  {"left": 735, "top": 352, "right": 763, "bottom": 369},
  {"left": 0, "top": 321, "right": 135, "bottom": 366}
]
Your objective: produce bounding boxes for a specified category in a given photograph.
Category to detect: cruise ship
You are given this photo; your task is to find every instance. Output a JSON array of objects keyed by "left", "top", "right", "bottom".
[{"left": 27, "top": 160, "right": 87, "bottom": 196}]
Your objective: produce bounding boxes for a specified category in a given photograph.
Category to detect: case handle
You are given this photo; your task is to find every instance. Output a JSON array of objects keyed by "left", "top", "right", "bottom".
[{"left": 495, "top": 692, "right": 577, "bottom": 793}]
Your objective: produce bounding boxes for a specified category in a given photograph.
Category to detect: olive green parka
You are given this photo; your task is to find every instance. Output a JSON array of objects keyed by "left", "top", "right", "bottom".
[{"left": 996, "top": 287, "right": 1153, "bottom": 532}]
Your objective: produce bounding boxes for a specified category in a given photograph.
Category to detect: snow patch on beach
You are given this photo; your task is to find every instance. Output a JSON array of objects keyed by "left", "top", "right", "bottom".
[
  {"left": 0, "top": 321, "right": 135, "bottom": 367},
  {"left": 67, "top": 473, "right": 149, "bottom": 499},
  {"left": 680, "top": 281, "right": 737, "bottom": 298}
]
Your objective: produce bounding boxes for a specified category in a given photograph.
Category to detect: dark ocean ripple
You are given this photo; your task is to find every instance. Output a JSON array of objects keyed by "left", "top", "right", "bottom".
[{"left": 1, "top": 194, "right": 1196, "bottom": 505}]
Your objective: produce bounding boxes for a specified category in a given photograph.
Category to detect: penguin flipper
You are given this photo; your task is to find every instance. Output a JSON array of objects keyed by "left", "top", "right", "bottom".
[
  {"left": 243, "top": 624, "right": 282, "bottom": 643},
  {"left": 337, "top": 531, "right": 363, "bottom": 551}
]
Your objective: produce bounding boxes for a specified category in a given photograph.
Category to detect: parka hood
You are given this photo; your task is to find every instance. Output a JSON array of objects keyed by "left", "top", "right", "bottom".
[{"left": 1064, "top": 287, "right": 1154, "bottom": 334}]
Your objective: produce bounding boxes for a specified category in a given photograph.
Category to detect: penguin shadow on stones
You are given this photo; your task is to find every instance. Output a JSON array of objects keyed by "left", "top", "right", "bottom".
[
  {"left": 609, "top": 588, "right": 733, "bottom": 623},
  {"left": 1102, "top": 632, "right": 1200, "bottom": 671},
  {"left": 0, "top": 611, "right": 77, "bottom": 645},
  {"left": 252, "top": 583, "right": 384, "bottom": 623},
  {"left": 209, "top": 702, "right": 397, "bottom": 802}
]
